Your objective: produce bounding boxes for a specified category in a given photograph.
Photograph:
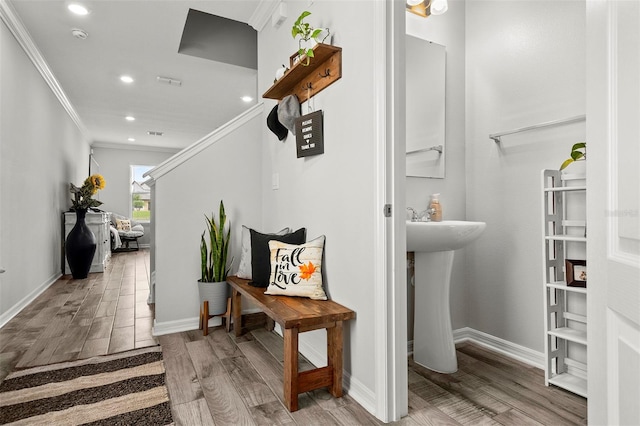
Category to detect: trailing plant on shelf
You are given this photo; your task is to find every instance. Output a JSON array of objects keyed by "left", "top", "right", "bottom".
[
  {"left": 291, "top": 11, "right": 330, "bottom": 66},
  {"left": 200, "top": 200, "right": 231, "bottom": 283},
  {"left": 559, "top": 142, "right": 586, "bottom": 170}
]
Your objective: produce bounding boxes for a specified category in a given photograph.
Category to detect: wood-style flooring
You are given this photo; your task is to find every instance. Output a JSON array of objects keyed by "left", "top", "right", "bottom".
[
  {"left": 162, "top": 327, "right": 587, "bottom": 425},
  {"left": 0, "top": 249, "right": 156, "bottom": 380},
  {"left": 0, "top": 250, "right": 587, "bottom": 425}
]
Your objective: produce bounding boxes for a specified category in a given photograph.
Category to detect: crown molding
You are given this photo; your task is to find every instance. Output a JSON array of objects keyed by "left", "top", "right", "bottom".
[
  {"left": 0, "top": 0, "right": 90, "bottom": 143},
  {"left": 248, "top": 0, "right": 280, "bottom": 31},
  {"left": 91, "top": 141, "right": 181, "bottom": 154}
]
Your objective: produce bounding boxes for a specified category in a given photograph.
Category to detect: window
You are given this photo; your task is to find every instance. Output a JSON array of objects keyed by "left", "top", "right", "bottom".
[{"left": 131, "top": 165, "right": 153, "bottom": 222}]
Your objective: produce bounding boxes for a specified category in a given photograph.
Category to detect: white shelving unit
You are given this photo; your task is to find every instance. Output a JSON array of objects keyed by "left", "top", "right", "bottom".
[{"left": 541, "top": 169, "right": 587, "bottom": 398}]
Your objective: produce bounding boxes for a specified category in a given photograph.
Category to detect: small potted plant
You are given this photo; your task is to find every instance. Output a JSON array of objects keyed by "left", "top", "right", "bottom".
[
  {"left": 560, "top": 142, "right": 586, "bottom": 170},
  {"left": 291, "top": 11, "right": 330, "bottom": 66},
  {"left": 198, "top": 200, "right": 232, "bottom": 316}
]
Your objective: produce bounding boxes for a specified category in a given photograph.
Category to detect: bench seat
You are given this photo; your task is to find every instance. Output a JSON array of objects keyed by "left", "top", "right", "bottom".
[{"left": 226, "top": 275, "right": 355, "bottom": 412}]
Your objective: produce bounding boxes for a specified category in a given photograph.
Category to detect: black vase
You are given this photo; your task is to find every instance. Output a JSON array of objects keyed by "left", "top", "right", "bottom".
[{"left": 65, "top": 209, "right": 97, "bottom": 279}]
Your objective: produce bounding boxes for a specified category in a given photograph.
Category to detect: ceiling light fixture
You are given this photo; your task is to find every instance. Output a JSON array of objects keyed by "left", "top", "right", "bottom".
[
  {"left": 430, "top": 0, "right": 448, "bottom": 15},
  {"left": 406, "top": 0, "right": 448, "bottom": 17},
  {"left": 120, "top": 75, "right": 134, "bottom": 84},
  {"left": 125, "top": 116, "right": 135, "bottom": 121},
  {"left": 71, "top": 29, "right": 88, "bottom": 39},
  {"left": 128, "top": 137, "right": 136, "bottom": 142},
  {"left": 241, "top": 96, "right": 253, "bottom": 103},
  {"left": 67, "top": 4, "right": 89, "bottom": 15}
]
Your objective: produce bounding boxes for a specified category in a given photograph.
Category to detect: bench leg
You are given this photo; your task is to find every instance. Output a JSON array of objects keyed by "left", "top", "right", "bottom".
[
  {"left": 232, "top": 288, "right": 242, "bottom": 337},
  {"left": 202, "top": 301, "right": 209, "bottom": 336},
  {"left": 224, "top": 297, "right": 232, "bottom": 333},
  {"left": 283, "top": 328, "right": 299, "bottom": 411},
  {"left": 327, "top": 321, "right": 344, "bottom": 397}
]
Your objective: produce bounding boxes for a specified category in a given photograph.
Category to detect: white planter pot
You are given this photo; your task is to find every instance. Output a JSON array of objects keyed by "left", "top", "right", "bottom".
[{"left": 197, "top": 280, "right": 229, "bottom": 316}]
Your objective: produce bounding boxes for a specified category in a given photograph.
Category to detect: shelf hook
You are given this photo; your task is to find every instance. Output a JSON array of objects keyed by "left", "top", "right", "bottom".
[
  {"left": 302, "top": 82, "right": 313, "bottom": 90},
  {"left": 319, "top": 69, "right": 331, "bottom": 78}
]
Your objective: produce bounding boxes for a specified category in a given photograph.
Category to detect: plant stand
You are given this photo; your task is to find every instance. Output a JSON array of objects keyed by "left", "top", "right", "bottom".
[{"left": 199, "top": 297, "right": 232, "bottom": 336}]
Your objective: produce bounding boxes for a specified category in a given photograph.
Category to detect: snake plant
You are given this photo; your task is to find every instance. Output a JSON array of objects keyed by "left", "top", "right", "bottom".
[{"left": 200, "top": 200, "right": 231, "bottom": 282}]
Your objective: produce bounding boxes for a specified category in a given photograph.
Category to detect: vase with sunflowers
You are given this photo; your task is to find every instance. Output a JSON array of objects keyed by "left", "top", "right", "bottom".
[
  {"left": 70, "top": 174, "right": 106, "bottom": 210},
  {"left": 66, "top": 174, "right": 106, "bottom": 279}
]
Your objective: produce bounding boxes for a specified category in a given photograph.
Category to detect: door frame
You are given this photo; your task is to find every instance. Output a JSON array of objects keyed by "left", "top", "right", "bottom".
[
  {"left": 373, "top": 0, "right": 408, "bottom": 422},
  {"left": 586, "top": 0, "right": 640, "bottom": 424}
]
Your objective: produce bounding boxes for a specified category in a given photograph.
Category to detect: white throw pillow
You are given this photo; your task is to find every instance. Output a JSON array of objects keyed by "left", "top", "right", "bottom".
[
  {"left": 265, "top": 235, "right": 327, "bottom": 300},
  {"left": 116, "top": 219, "right": 131, "bottom": 232},
  {"left": 236, "top": 225, "right": 290, "bottom": 279}
]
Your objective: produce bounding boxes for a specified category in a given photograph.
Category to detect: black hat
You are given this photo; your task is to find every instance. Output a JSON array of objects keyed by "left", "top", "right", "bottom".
[{"left": 267, "top": 104, "right": 288, "bottom": 141}]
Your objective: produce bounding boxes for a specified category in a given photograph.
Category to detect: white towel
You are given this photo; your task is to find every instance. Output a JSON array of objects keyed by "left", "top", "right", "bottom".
[{"left": 110, "top": 225, "right": 122, "bottom": 249}]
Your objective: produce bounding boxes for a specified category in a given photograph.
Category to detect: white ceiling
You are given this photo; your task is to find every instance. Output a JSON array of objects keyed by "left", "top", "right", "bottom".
[{"left": 10, "top": 0, "right": 260, "bottom": 150}]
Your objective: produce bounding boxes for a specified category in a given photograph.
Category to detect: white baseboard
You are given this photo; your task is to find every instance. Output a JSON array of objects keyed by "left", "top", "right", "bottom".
[
  {"left": 454, "top": 327, "right": 545, "bottom": 369},
  {"left": 407, "top": 327, "right": 544, "bottom": 369},
  {"left": 0, "top": 272, "right": 61, "bottom": 328},
  {"left": 152, "top": 317, "right": 200, "bottom": 336},
  {"left": 152, "top": 307, "right": 263, "bottom": 336}
]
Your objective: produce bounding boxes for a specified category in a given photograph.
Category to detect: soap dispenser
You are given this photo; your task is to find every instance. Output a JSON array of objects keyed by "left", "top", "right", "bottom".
[{"left": 429, "top": 194, "right": 442, "bottom": 222}]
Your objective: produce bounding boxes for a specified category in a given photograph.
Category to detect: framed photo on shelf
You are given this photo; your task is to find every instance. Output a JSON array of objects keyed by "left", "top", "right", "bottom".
[{"left": 566, "top": 259, "right": 587, "bottom": 288}]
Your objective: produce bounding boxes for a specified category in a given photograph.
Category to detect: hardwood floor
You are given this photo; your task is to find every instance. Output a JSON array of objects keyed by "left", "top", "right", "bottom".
[
  {"left": 1, "top": 250, "right": 587, "bottom": 425},
  {"left": 163, "top": 327, "right": 587, "bottom": 426},
  {"left": 0, "top": 249, "right": 156, "bottom": 380}
]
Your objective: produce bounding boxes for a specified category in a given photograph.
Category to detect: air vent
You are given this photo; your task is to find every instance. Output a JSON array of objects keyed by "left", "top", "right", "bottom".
[
  {"left": 147, "top": 131, "right": 163, "bottom": 136},
  {"left": 156, "top": 76, "right": 182, "bottom": 87},
  {"left": 71, "top": 29, "right": 88, "bottom": 39}
]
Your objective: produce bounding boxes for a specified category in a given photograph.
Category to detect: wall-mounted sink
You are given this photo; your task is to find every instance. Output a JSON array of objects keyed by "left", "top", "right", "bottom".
[
  {"left": 406, "top": 220, "right": 486, "bottom": 252},
  {"left": 407, "top": 219, "right": 486, "bottom": 373}
]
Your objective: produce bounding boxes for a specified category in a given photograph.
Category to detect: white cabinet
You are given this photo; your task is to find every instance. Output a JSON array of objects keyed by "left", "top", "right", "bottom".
[
  {"left": 64, "top": 211, "right": 111, "bottom": 274},
  {"left": 541, "top": 169, "right": 587, "bottom": 397}
]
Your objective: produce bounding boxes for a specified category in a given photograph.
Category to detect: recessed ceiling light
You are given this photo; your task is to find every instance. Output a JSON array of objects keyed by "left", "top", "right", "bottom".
[
  {"left": 125, "top": 116, "right": 135, "bottom": 121},
  {"left": 68, "top": 4, "right": 89, "bottom": 15},
  {"left": 128, "top": 137, "right": 136, "bottom": 142},
  {"left": 241, "top": 96, "right": 253, "bottom": 103},
  {"left": 120, "top": 75, "right": 134, "bottom": 84}
]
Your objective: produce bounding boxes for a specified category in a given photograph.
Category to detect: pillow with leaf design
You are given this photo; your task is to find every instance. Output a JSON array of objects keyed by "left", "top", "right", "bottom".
[{"left": 265, "top": 235, "right": 327, "bottom": 300}]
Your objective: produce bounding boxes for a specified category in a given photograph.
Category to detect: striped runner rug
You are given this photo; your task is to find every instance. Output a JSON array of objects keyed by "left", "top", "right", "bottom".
[{"left": 0, "top": 346, "right": 173, "bottom": 425}]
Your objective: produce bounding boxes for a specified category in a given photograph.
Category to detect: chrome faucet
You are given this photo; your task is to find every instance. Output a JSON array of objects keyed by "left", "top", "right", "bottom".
[
  {"left": 407, "top": 207, "right": 435, "bottom": 222},
  {"left": 407, "top": 207, "right": 419, "bottom": 221}
]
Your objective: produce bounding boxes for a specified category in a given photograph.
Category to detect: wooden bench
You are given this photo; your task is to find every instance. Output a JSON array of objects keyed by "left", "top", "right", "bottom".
[{"left": 226, "top": 275, "right": 355, "bottom": 412}]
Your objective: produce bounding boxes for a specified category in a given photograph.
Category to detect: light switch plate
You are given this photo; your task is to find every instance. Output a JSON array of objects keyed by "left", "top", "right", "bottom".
[{"left": 272, "top": 173, "right": 280, "bottom": 190}]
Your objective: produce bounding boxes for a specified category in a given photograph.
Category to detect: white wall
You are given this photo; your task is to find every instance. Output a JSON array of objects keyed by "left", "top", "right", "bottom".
[
  {"left": 0, "top": 21, "right": 89, "bottom": 323},
  {"left": 258, "top": 0, "right": 381, "bottom": 407},
  {"left": 152, "top": 112, "right": 263, "bottom": 331},
  {"left": 91, "top": 145, "right": 178, "bottom": 246},
  {"left": 405, "top": 0, "right": 467, "bottom": 337},
  {"left": 464, "top": 1, "right": 586, "bottom": 352}
]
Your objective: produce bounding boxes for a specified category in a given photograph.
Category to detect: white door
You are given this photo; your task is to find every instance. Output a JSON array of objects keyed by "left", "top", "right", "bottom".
[{"left": 587, "top": 1, "right": 640, "bottom": 425}]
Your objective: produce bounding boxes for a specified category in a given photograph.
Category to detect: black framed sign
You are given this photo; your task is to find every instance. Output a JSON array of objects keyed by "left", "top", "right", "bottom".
[{"left": 295, "top": 110, "right": 324, "bottom": 158}]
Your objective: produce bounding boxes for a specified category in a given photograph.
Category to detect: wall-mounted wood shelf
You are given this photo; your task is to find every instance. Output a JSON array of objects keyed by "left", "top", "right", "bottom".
[{"left": 262, "top": 44, "right": 342, "bottom": 103}]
